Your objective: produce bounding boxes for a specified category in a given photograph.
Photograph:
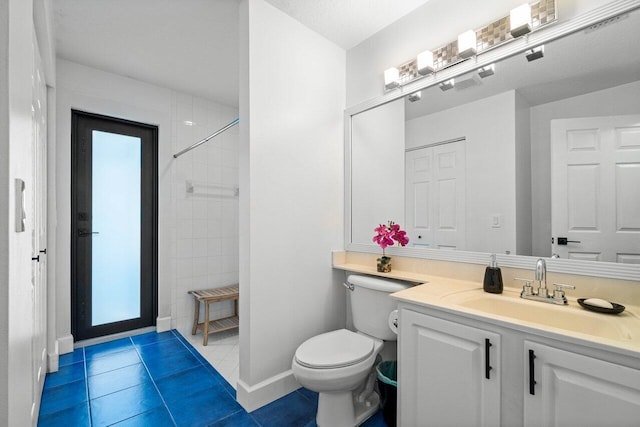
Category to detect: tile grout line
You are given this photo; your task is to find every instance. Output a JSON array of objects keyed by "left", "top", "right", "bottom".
[
  {"left": 129, "top": 335, "right": 179, "bottom": 427},
  {"left": 172, "top": 332, "right": 263, "bottom": 427},
  {"left": 42, "top": 332, "right": 250, "bottom": 427},
  {"left": 203, "top": 408, "right": 250, "bottom": 427},
  {"left": 82, "top": 346, "right": 93, "bottom": 427},
  {"left": 173, "top": 330, "right": 238, "bottom": 401}
]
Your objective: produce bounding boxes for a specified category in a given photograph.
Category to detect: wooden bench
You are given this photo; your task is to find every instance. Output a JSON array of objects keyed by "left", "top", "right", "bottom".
[{"left": 188, "top": 285, "right": 239, "bottom": 346}]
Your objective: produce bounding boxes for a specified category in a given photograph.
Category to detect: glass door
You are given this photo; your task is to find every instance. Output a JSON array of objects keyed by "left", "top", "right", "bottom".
[{"left": 71, "top": 111, "right": 158, "bottom": 341}]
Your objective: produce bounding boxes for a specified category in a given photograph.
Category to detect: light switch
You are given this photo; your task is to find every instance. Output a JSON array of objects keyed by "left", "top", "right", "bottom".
[{"left": 491, "top": 214, "right": 502, "bottom": 228}]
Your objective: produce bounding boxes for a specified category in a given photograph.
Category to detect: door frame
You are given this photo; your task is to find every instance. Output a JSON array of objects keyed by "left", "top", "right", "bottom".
[{"left": 70, "top": 110, "right": 158, "bottom": 341}]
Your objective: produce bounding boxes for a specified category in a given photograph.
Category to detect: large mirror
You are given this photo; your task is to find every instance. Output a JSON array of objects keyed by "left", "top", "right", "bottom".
[{"left": 348, "top": 6, "right": 640, "bottom": 275}]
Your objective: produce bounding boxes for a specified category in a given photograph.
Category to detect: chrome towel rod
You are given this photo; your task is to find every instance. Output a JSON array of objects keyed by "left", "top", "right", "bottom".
[{"left": 173, "top": 118, "right": 239, "bottom": 159}]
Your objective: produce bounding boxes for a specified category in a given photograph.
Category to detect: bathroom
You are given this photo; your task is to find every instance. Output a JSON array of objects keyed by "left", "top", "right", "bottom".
[{"left": 1, "top": 0, "right": 639, "bottom": 425}]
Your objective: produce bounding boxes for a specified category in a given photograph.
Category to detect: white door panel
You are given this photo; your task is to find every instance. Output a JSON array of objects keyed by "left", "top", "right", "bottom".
[
  {"left": 616, "top": 163, "right": 640, "bottom": 231},
  {"left": 399, "top": 310, "right": 501, "bottom": 427},
  {"left": 524, "top": 341, "right": 640, "bottom": 427},
  {"left": 551, "top": 115, "right": 640, "bottom": 262},
  {"left": 406, "top": 140, "right": 465, "bottom": 250},
  {"left": 406, "top": 152, "right": 433, "bottom": 246},
  {"left": 31, "top": 34, "right": 47, "bottom": 424}
]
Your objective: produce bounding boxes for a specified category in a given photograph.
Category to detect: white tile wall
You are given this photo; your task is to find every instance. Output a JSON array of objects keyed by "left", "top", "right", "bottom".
[{"left": 169, "top": 92, "right": 239, "bottom": 338}]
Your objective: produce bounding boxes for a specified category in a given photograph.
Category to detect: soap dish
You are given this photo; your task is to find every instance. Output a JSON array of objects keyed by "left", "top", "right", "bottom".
[{"left": 577, "top": 298, "right": 625, "bottom": 314}]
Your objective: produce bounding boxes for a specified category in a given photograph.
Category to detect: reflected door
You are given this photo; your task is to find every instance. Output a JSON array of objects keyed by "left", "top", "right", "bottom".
[
  {"left": 551, "top": 115, "right": 640, "bottom": 263},
  {"left": 405, "top": 140, "right": 466, "bottom": 250},
  {"left": 72, "top": 111, "right": 158, "bottom": 341}
]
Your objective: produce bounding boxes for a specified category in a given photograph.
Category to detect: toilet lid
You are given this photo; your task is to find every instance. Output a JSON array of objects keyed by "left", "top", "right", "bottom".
[{"left": 295, "top": 329, "right": 375, "bottom": 369}]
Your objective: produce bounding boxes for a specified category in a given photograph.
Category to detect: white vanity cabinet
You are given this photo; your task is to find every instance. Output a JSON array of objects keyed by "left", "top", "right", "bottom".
[
  {"left": 524, "top": 341, "right": 640, "bottom": 427},
  {"left": 397, "top": 303, "right": 640, "bottom": 427},
  {"left": 398, "top": 308, "right": 501, "bottom": 427}
]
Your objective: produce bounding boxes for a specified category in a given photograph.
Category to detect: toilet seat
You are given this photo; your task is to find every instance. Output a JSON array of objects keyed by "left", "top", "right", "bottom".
[{"left": 294, "top": 329, "right": 374, "bottom": 369}]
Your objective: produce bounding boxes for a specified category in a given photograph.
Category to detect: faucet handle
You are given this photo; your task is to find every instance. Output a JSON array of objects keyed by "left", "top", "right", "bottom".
[
  {"left": 553, "top": 283, "right": 575, "bottom": 290},
  {"left": 552, "top": 283, "right": 575, "bottom": 303},
  {"left": 515, "top": 277, "right": 535, "bottom": 296}
]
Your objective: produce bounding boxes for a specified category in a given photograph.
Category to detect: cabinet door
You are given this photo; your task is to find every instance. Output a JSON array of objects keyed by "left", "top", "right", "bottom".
[
  {"left": 524, "top": 341, "right": 640, "bottom": 427},
  {"left": 398, "top": 309, "right": 501, "bottom": 427}
]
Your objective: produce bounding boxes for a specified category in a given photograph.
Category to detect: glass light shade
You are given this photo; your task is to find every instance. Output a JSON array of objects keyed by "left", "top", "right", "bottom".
[
  {"left": 458, "top": 30, "right": 477, "bottom": 59},
  {"left": 510, "top": 4, "right": 532, "bottom": 37},
  {"left": 439, "top": 78, "right": 455, "bottom": 91},
  {"left": 478, "top": 63, "right": 495, "bottom": 78},
  {"left": 525, "top": 45, "right": 544, "bottom": 61},
  {"left": 408, "top": 91, "right": 422, "bottom": 102},
  {"left": 384, "top": 67, "right": 400, "bottom": 89},
  {"left": 417, "top": 50, "right": 434, "bottom": 75}
]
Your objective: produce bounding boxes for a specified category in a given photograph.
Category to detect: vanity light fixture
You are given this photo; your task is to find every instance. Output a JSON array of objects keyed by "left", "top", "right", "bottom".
[
  {"left": 408, "top": 91, "right": 422, "bottom": 102},
  {"left": 380, "top": 0, "right": 556, "bottom": 91},
  {"left": 457, "top": 30, "right": 477, "bottom": 59},
  {"left": 384, "top": 67, "right": 401, "bottom": 89},
  {"left": 439, "top": 79, "right": 455, "bottom": 91},
  {"left": 477, "top": 64, "right": 495, "bottom": 78},
  {"left": 525, "top": 45, "right": 544, "bottom": 61},
  {"left": 417, "top": 50, "right": 435, "bottom": 75},
  {"left": 510, "top": 3, "right": 532, "bottom": 37}
]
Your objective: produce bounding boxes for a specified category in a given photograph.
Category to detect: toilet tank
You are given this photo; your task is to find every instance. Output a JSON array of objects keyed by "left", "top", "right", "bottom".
[{"left": 347, "top": 275, "right": 411, "bottom": 341}]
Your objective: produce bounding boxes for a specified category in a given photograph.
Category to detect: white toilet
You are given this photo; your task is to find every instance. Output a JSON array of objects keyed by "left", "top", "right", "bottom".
[{"left": 292, "top": 274, "right": 410, "bottom": 427}]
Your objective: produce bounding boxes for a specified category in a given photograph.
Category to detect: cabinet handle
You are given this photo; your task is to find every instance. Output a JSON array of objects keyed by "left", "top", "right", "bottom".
[
  {"left": 485, "top": 338, "right": 493, "bottom": 379},
  {"left": 528, "top": 349, "right": 537, "bottom": 395}
]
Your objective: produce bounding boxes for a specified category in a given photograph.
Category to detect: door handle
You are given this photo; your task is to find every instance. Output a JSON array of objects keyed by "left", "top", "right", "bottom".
[
  {"left": 557, "top": 237, "right": 580, "bottom": 245},
  {"left": 485, "top": 338, "right": 493, "bottom": 379},
  {"left": 78, "top": 229, "right": 99, "bottom": 237},
  {"left": 528, "top": 349, "right": 537, "bottom": 395}
]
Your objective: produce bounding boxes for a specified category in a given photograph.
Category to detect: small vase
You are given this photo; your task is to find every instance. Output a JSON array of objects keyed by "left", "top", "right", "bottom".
[{"left": 377, "top": 256, "right": 392, "bottom": 273}]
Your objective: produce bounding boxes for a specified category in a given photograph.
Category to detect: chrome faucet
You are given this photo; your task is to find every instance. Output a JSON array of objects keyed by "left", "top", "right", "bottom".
[
  {"left": 535, "top": 258, "right": 548, "bottom": 298},
  {"left": 515, "top": 258, "right": 575, "bottom": 305}
]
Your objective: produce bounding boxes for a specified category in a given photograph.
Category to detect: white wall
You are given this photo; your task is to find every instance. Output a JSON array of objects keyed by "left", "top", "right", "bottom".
[
  {"left": 238, "top": 0, "right": 346, "bottom": 411},
  {"left": 530, "top": 80, "right": 640, "bottom": 256},
  {"left": 351, "top": 99, "right": 405, "bottom": 245},
  {"left": 53, "top": 59, "right": 239, "bottom": 354},
  {"left": 515, "top": 92, "right": 532, "bottom": 256},
  {"left": 170, "top": 95, "right": 239, "bottom": 336},
  {"left": 346, "top": 0, "right": 614, "bottom": 107},
  {"left": 405, "top": 91, "right": 519, "bottom": 255}
]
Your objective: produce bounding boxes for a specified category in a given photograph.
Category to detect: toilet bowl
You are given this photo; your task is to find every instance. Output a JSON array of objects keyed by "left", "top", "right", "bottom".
[
  {"left": 291, "top": 275, "right": 411, "bottom": 427},
  {"left": 293, "top": 329, "right": 383, "bottom": 391},
  {"left": 292, "top": 329, "right": 383, "bottom": 427}
]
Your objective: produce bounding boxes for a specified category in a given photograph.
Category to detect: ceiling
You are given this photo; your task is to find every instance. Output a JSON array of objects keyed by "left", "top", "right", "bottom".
[
  {"left": 263, "top": 0, "right": 431, "bottom": 50},
  {"left": 53, "top": 0, "right": 431, "bottom": 108}
]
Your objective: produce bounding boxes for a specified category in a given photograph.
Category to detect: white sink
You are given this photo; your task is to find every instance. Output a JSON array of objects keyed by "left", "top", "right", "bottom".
[{"left": 443, "top": 290, "right": 635, "bottom": 342}]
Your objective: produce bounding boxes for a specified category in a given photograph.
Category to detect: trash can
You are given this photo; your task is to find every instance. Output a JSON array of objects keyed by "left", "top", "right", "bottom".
[{"left": 376, "top": 360, "right": 398, "bottom": 427}]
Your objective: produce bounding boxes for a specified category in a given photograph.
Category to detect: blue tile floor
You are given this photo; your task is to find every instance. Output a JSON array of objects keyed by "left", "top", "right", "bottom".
[{"left": 38, "top": 330, "right": 389, "bottom": 426}]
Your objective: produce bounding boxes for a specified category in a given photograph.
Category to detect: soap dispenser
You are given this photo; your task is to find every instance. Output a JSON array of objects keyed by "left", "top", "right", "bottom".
[{"left": 483, "top": 254, "right": 503, "bottom": 294}]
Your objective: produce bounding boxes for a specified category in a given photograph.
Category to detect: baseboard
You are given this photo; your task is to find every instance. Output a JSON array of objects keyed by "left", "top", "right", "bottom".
[
  {"left": 58, "top": 334, "right": 74, "bottom": 355},
  {"left": 237, "top": 369, "right": 301, "bottom": 412},
  {"left": 74, "top": 326, "right": 156, "bottom": 348},
  {"left": 47, "top": 340, "right": 60, "bottom": 373},
  {"left": 156, "top": 316, "right": 172, "bottom": 332}
]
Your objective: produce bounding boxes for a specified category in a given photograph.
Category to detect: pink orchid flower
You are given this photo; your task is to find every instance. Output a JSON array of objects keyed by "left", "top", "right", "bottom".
[{"left": 373, "top": 221, "right": 410, "bottom": 255}]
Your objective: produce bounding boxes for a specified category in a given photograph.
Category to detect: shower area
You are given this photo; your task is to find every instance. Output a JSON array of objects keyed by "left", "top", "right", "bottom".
[{"left": 169, "top": 93, "right": 240, "bottom": 387}]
